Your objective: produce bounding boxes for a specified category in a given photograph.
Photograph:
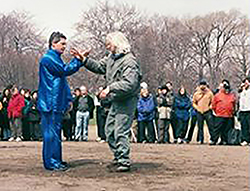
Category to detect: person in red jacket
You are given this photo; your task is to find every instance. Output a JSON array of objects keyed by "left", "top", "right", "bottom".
[
  {"left": 210, "top": 79, "right": 236, "bottom": 145},
  {"left": 7, "top": 85, "right": 25, "bottom": 142}
]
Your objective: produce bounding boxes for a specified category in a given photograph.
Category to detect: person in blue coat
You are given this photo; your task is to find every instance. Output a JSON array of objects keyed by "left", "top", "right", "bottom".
[
  {"left": 137, "top": 88, "right": 157, "bottom": 143},
  {"left": 38, "top": 32, "right": 86, "bottom": 171},
  {"left": 173, "top": 87, "right": 191, "bottom": 144}
]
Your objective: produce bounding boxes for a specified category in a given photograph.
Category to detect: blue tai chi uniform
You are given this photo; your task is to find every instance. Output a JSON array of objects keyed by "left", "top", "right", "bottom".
[{"left": 38, "top": 49, "right": 83, "bottom": 170}]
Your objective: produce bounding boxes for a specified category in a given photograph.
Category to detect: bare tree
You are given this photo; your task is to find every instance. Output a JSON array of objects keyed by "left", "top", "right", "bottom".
[
  {"left": 71, "top": 0, "right": 146, "bottom": 90},
  {"left": 0, "top": 11, "right": 45, "bottom": 89}
]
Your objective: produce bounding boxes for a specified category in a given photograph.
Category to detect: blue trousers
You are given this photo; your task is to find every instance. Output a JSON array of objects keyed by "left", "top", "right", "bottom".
[
  {"left": 40, "top": 111, "right": 63, "bottom": 170},
  {"left": 75, "top": 111, "right": 90, "bottom": 141}
]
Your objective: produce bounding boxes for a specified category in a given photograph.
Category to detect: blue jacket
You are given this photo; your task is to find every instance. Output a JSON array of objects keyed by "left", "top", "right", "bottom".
[
  {"left": 137, "top": 94, "right": 156, "bottom": 122},
  {"left": 38, "top": 49, "right": 83, "bottom": 112},
  {"left": 173, "top": 94, "right": 191, "bottom": 121}
]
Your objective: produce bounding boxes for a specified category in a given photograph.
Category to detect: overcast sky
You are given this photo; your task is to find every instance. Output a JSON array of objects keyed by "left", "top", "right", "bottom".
[{"left": 1, "top": 0, "right": 249, "bottom": 38}]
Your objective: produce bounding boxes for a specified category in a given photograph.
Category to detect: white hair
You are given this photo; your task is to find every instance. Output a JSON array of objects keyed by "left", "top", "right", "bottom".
[{"left": 106, "top": 31, "right": 131, "bottom": 54}]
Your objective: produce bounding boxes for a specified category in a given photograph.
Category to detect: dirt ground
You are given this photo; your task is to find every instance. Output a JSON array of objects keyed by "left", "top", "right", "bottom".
[{"left": 0, "top": 125, "right": 249, "bottom": 191}]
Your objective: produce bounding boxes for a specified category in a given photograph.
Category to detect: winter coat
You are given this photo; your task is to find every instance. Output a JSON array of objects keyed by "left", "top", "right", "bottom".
[
  {"left": 239, "top": 87, "right": 250, "bottom": 111},
  {"left": 25, "top": 99, "right": 40, "bottom": 122},
  {"left": 212, "top": 89, "right": 236, "bottom": 118},
  {"left": 76, "top": 94, "right": 95, "bottom": 119},
  {"left": 137, "top": 94, "right": 156, "bottom": 122},
  {"left": 173, "top": 94, "right": 191, "bottom": 121},
  {"left": 192, "top": 87, "right": 214, "bottom": 114},
  {"left": 7, "top": 93, "right": 25, "bottom": 118},
  {"left": 157, "top": 93, "right": 172, "bottom": 119},
  {"left": 38, "top": 49, "right": 84, "bottom": 113},
  {"left": 84, "top": 53, "right": 141, "bottom": 102}
]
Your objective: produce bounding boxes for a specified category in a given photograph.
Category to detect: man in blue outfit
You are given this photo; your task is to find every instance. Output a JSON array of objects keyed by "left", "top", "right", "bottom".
[{"left": 38, "top": 32, "right": 86, "bottom": 171}]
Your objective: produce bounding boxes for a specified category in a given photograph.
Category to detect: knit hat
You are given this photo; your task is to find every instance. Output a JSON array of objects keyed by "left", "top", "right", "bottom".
[{"left": 199, "top": 79, "right": 207, "bottom": 86}]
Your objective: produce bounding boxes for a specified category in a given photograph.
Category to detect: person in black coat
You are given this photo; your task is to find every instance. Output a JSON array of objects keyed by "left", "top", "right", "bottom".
[
  {"left": 0, "top": 86, "right": 12, "bottom": 140},
  {"left": 173, "top": 87, "right": 191, "bottom": 144}
]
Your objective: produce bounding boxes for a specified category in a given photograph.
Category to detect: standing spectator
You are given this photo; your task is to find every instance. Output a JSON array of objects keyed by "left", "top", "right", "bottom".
[
  {"left": 71, "top": 88, "right": 81, "bottom": 139},
  {"left": 157, "top": 85, "right": 172, "bottom": 143},
  {"left": 82, "top": 31, "right": 141, "bottom": 172},
  {"left": 185, "top": 105, "right": 198, "bottom": 143},
  {"left": 26, "top": 90, "right": 41, "bottom": 141},
  {"left": 173, "top": 87, "right": 191, "bottom": 144},
  {"left": 74, "top": 85, "right": 95, "bottom": 141},
  {"left": 22, "top": 89, "right": 31, "bottom": 141},
  {"left": 0, "top": 86, "right": 12, "bottom": 140},
  {"left": 238, "top": 77, "right": 250, "bottom": 146},
  {"left": 95, "top": 87, "right": 107, "bottom": 143},
  {"left": 7, "top": 86, "right": 25, "bottom": 142},
  {"left": 211, "top": 79, "right": 236, "bottom": 145},
  {"left": 154, "top": 86, "right": 162, "bottom": 141},
  {"left": 192, "top": 80, "right": 214, "bottom": 144},
  {"left": 62, "top": 102, "right": 73, "bottom": 141},
  {"left": 166, "top": 81, "right": 176, "bottom": 143},
  {"left": 137, "top": 88, "right": 157, "bottom": 143}
]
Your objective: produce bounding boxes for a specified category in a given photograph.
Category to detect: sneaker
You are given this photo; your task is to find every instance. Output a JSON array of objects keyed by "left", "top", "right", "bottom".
[
  {"left": 116, "top": 164, "right": 131, "bottom": 172},
  {"left": 8, "top": 137, "right": 15, "bottom": 142},
  {"left": 177, "top": 138, "right": 183, "bottom": 144},
  {"left": 209, "top": 140, "right": 216, "bottom": 145},
  {"left": 16, "top": 137, "right": 22, "bottom": 142},
  {"left": 61, "top": 161, "right": 69, "bottom": 168},
  {"left": 240, "top": 141, "right": 248, "bottom": 146},
  {"left": 99, "top": 140, "right": 106, "bottom": 143},
  {"left": 53, "top": 165, "right": 69, "bottom": 172},
  {"left": 96, "top": 137, "right": 101, "bottom": 142},
  {"left": 197, "top": 141, "right": 204, "bottom": 144}
]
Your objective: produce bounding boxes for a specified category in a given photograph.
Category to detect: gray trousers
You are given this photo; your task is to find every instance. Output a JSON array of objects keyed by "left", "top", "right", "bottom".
[
  {"left": 105, "top": 96, "right": 137, "bottom": 166},
  {"left": 10, "top": 118, "right": 22, "bottom": 138}
]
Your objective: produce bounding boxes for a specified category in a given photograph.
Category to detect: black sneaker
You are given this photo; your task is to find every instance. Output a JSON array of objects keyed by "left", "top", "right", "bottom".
[
  {"left": 61, "top": 161, "right": 69, "bottom": 168},
  {"left": 53, "top": 163, "right": 69, "bottom": 172},
  {"left": 116, "top": 164, "right": 131, "bottom": 172}
]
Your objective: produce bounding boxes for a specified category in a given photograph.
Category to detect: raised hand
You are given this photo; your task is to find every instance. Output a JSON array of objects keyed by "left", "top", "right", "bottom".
[
  {"left": 70, "top": 48, "right": 83, "bottom": 61},
  {"left": 79, "top": 48, "right": 91, "bottom": 58}
]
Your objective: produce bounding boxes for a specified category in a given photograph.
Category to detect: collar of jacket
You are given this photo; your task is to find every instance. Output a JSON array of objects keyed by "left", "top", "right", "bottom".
[
  {"left": 47, "top": 48, "right": 62, "bottom": 57},
  {"left": 111, "top": 53, "right": 125, "bottom": 61}
]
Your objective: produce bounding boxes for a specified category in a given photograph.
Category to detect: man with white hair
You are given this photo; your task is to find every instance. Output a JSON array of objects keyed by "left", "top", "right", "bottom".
[
  {"left": 140, "top": 82, "right": 148, "bottom": 89},
  {"left": 81, "top": 31, "right": 141, "bottom": 172}
]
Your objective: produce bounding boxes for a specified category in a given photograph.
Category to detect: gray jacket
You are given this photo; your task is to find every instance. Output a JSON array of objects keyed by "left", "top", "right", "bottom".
[{"left": 84, "top": 53, "right": 141, "bottom": 101}]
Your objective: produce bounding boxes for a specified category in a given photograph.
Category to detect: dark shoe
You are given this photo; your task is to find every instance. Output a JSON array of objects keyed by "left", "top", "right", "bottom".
[
  {"left": 116, "top": 164, "right": 131, "bottom": 172},
  {"left": 61, "top": 161, "right": 69, "bottom": 168},
  {"left": 53, "top": 162, "right": 69, "bottom": 171},
  {"left": 53, "top": 166, "right": 69, "bottom": 172},
  {"left": 112, "top": 159, "right": 119, "bottom": 166}
]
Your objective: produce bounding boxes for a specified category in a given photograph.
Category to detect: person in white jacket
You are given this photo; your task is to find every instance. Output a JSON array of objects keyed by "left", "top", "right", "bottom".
[{"left": 238, "top": 77, "right": 250, "bottom": 146}]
